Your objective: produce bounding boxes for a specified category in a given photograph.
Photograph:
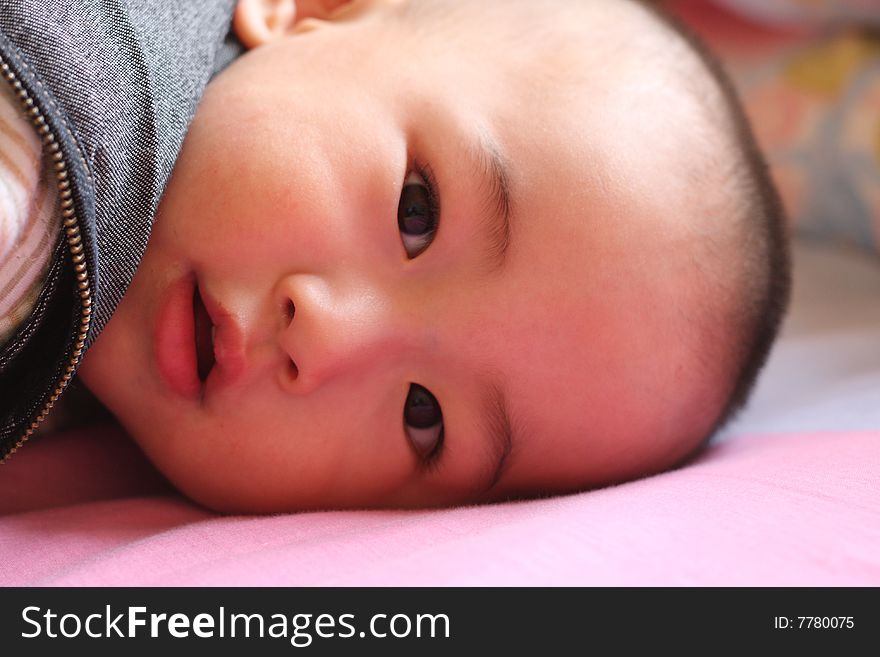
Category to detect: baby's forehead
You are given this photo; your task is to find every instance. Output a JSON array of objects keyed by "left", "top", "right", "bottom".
[
  {"left": 404, "top": 0, "right": 712, "bottom": 141},
  {"left": 399, "top": 0, "right": 678, "bottom": 65}
]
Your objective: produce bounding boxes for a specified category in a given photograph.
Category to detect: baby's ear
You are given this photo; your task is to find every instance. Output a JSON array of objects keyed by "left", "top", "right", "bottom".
[{"left": 233, "top": 0, "right": 384, "bottom": 49}]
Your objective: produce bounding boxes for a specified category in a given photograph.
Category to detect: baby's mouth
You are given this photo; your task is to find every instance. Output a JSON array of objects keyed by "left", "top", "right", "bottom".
[{"left": 193, "top": 286, "right": 216, "bottom": 383}]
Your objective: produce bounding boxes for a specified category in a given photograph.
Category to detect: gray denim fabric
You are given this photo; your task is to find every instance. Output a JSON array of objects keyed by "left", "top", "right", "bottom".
[{"left": 0, "top": 0, "right": 240, "bottom": 455}]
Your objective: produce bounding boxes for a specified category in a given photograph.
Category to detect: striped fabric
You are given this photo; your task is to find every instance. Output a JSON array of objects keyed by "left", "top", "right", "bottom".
[{"left": 0, "top": 77, "right": 58, "bottom": 343}]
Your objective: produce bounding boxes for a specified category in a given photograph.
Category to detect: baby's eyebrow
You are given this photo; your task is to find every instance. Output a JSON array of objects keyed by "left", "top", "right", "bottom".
[
  {"left": 471, "top": 133, "right": 513, "bottom": 274},
  {"left": 479, "top": 378, "right": 514, "bottom": 493}
]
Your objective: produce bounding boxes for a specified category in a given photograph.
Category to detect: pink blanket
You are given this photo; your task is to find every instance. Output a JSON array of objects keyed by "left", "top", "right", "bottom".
[{"left": 1, "top": 424, "right": 877, "bottom": 585}]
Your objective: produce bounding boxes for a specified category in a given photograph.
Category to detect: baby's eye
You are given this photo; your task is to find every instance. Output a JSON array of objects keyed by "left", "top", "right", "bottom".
[
  {"left": 403, "top": 383, "right": 444, "bottom": 461},
  {"left": 397, "top": 169, "right": 439, "bottom": 259}
]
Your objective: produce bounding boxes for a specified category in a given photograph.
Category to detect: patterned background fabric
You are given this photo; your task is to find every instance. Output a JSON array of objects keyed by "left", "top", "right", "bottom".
[
  {"left": 670, "top": 0, "right": 880, "bottom": 255},
  {"left": 734, "top": 29, "right": 880, "bottom": 254}
]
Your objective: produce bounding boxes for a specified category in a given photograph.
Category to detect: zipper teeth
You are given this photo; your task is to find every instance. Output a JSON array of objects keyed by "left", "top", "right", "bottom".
[{"left": 0, "top": 57, "right": 92, "bottom": 464}]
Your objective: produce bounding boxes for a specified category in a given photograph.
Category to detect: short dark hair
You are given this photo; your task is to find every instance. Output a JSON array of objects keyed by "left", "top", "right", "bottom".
[{"left": 637, "top": 1, "right": 793, "bottom": 451}]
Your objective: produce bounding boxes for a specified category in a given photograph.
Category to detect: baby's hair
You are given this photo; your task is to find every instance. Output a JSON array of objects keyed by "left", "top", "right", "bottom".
[{"left": 632, "top": 1, "right": 792, "bottom": 453}]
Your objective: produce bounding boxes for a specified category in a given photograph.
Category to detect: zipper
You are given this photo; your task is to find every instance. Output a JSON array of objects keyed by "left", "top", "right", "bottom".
[{"left": 0, "top": 55, "right": 92, "bottom": 464}]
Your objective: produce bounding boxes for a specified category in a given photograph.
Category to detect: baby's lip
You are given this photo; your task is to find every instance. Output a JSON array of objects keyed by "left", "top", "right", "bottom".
[
  {"left": 197, "top": 283, "right": 246, "bottom": 396},
  {"left": 153, "top": 274, "right": 201, "bottom": 400},
  {"left": 153, "top": 273, "right": 247, "bottom": 402}
]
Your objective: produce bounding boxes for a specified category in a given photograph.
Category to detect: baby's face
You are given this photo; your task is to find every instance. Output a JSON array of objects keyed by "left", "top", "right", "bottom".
[{"left": 80, "top": 0, "right": 724, "bottom": 512}]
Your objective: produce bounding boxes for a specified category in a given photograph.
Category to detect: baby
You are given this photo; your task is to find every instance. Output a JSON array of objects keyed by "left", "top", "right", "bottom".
[{"left": 72, "top": 0, "right": 791, "bottom": 512}]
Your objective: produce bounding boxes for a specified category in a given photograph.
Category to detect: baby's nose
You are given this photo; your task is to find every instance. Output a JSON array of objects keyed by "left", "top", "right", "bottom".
[{"left": 275, "top": 273, "right": 406, "bottom": 394}]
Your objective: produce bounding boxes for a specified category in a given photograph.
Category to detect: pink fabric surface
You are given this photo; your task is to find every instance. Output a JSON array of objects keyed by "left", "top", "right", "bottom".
[{"left": 0, "top": 424, "right": 877, "bottom": 586}]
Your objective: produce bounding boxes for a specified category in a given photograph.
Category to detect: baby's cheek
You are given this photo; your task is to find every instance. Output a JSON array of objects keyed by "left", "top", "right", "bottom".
[{"left": 130, "top": 412, "right": 281, "bottom": 513}]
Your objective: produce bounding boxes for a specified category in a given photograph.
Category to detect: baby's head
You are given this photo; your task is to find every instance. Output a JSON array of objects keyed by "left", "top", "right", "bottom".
[{"left": 79, "top": 0, "right": 790, "bottom": 512}]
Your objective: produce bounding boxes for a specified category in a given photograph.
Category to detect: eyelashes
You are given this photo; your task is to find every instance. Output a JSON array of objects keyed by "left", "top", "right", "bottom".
[
  {"left": 397, "top": 165, "right": 440, "bottom": 259},
  {"left": 403, "top": 383, "right": 444, "bottom": 466}
]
